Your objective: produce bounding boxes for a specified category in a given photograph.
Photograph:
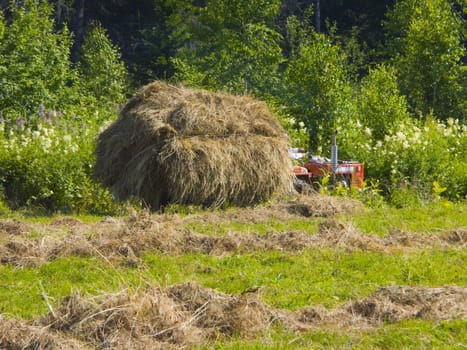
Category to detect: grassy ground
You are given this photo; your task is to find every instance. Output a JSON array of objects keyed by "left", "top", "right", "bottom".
[{"left": 0, "top": 197, "right": 465, "bottom": 348}]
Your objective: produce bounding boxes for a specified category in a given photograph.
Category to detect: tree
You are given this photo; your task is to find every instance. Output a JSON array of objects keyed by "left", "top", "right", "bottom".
[
  {"left": 77, "top": 22, "right": 128, "bottom": 106},
  {"left": 0, "top": 0, "right": 75, "bottom": 117},
  {"left": 170, "top": 0, "right": 283, "bottom": 98},
  {"left": 356, "top": 64, "right": 410, "bottom": 141},
  {"left": 384, "top": 0, "right": 466, "bottom": 120},
  {"left": 283, "top": 29, "right": 353, "bottom": 152}
]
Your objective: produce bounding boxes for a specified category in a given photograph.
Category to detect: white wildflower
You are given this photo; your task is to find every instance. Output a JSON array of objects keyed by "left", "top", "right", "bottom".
[
  {"left": 41, "top": 137, "right": 52, "bottom": 149},
  {"left": 396, "top": 131, "right": 406, "bottom": 141}
]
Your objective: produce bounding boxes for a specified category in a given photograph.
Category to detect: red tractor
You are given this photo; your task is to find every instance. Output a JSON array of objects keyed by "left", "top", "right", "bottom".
[{"left": 290, "top": 134, "right": 364, "bottom": 190}]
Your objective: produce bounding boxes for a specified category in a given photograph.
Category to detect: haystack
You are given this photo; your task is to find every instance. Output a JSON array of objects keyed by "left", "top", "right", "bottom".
[{"left": 94, "top": 81, "right": 292, "bottom": 209}]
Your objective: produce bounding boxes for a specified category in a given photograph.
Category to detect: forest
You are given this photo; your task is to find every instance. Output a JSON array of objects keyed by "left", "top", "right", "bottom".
[{"left": 0, "top": 0, "right": 466, "bottom": 213}]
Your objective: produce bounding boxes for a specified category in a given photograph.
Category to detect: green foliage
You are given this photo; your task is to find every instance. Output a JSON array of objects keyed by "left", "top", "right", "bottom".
[
  {"left": 0, "top": 11, "right": 4, "bottom": 40},
  {"left": 77, "top": 22, "right": 128, "bottom": 106},
  {"left": 384, "top": 0, "right": 466, "bottom": 120},
  {"left": 170, "top": 0, "right": 283, "bottom": 97},
  {"left": 0, "top": 0, "right": 76, "bottom": 116},
  {"left": 340, "top": 109, "right": 466, "bottom": 201},
  {"left": 144, "top": 248, "right": 466, "bottom": 310},
  {"left": 0, "top": 1, "right": 133, "bottom": 215},
  {"left": 0, "top": 108, "right": 123, "bottom": 214},
  {"left": 2, "top": 246, "right": 463, "bottom": 318},
  {"left": 355, "top": 64, "right": 411, "bottom": 140},
  {"left": 283, "top": 31, "right": 353, "bottom": 152}
]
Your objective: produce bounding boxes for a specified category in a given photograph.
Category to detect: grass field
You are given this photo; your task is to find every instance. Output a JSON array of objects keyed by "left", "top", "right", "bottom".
[{"left": 0, "top": 194, "right": 465, "bottom": 349}]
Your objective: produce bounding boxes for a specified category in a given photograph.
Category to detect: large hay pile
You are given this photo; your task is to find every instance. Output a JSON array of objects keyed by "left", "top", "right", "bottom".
[{"left": 95, "top": 81, "right": 292, "bottom": 209}]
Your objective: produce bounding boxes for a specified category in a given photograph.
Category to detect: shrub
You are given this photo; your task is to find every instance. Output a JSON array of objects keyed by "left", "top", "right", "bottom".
[
  {"left": 0, "top": 0, "right": 76, "bottom": 117},
  {"left": 0, "top": 108, "right": 123, "bottom": 214},
  {"left": 339, "top": 116, "right": 467, "bottom": 201}
]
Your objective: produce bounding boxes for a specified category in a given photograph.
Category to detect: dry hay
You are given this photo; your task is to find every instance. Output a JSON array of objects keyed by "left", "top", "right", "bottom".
[
  {"left": 441, "top": 227, "right": 467, "bottom": 247},
  {"left": 2, "top": 283, "right": 465, "bottom": 348},
  {"left": 42, "top": 282, "right": 275, "bottom": 349},
  {"left": 94, "top": 81, "right": 292, "bottom": 209},
  {"left": 0, "top": 211, "right": 465, "bottom": 267},
  {"left": 283, "top": 285, "right": 467, "bottom": 332},
  {"left": 0, "top": 314, "right": 86, "bottom": 349},
  {"left": 167, "top": 282, "right": 274, "bottom": 337},
  {"left": 313, "top": 218, "right": 386, "bottom": 251},
  {"left": 0, "top": 219, "right": 29, "bottom": 236},
  {"left": 179, "top": 193, "right": 362, "bottom": 227},
  {"left": 285, "top": 194, "right": 362, "bottom": 218},
  {"left": 313, "top": 219, "right": 467, "bottom": 253},
  {"left": 348, "top": 285, "right": 467, "bottom": 323}
]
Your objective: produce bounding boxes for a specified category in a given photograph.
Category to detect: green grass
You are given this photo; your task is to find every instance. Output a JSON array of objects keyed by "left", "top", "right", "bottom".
[
  {"left": 186, "top": 218, "right": 322, "bottom": 236},
  {"left": 1, "top": 248, "right": 464, "bottom": 319},
  {"left": 0, "top": 200, "right": 465, "bottom": 348},
  {"left": 144, "top": 248, "right": 466, "bottom": 309},
  {"left": 0, "top": 257, "right": 143, "bottom": 318},
  {"left": 342, "top": 202, "right": 467, "bottom": 236},
  {"left": 196, "top": 319, "right": 467, "bottom": 349}
]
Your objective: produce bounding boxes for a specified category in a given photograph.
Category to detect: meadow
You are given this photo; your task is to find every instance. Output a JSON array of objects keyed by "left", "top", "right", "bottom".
[{"left": 0, "top": 195, "right": 465, "bottom": 349}]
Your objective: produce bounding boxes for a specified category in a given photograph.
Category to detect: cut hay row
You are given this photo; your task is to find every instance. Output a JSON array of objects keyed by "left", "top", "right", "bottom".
[
  {"left": 0, "top": 211, "right": 465, "bottom": 267},
  {"left": 94, "top": 81, "right": 292, "bottom": 209},
  {"left": 1, "top": 283, "right": 466, "bottom": 349},
  {"left": 179, "top": 193, "right": 362, "bottom": 224}
]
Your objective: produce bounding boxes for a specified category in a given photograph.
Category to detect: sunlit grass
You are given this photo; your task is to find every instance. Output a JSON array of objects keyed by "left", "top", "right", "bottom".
[
  {"left": 143, "top": 249, "right": 466, "bottom": 309},
  {"left": 186, "top": 218, "right": 322, "bottom": 236},
  {"left": 341, "top": 202, "right": 467, "bottom": 236},
  {"left": 1, "top": 248, "right": 464, "bottom": 319},
  {"left": 196, "top": 319, "right": 467, "bottom": 349}
]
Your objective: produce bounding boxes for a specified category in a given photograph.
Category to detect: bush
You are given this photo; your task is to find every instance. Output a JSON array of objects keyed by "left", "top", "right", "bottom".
[
  {"left": 0, "top": 108, "right": 123, "bottom": 214},
  {"left": 339, "top": 116, "right": 467, "bottom": 201},
  {"left": 0, "top": 0, "right": 76, "bottom": 116}
]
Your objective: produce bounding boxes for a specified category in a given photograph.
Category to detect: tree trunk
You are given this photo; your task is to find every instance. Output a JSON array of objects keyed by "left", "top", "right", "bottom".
[
  {"left": 70, "top": 0, "right": 86, "bottom": 63},
  {"left": 315, "top": 0, "right": 321, "bottom": 33}
]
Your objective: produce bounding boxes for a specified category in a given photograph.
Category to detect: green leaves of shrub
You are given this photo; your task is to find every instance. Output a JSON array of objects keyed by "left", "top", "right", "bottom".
[
  {"left": 77, "top": 22, "right": 128, "bottom": 107},
  {"left": 0, "top": 112, "right": 121, "bottom": 214},
  {"left": 0, "top": 0, "right": 75, "bottom": 116}
]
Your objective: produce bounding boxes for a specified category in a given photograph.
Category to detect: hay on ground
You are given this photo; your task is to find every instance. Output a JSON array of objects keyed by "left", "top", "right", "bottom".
[
  {"left": 1, "top": 284, "right": 466, "bottom": 347},
  {"left": 94, "top": 81, "right": 292, "bottom": 209}
]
